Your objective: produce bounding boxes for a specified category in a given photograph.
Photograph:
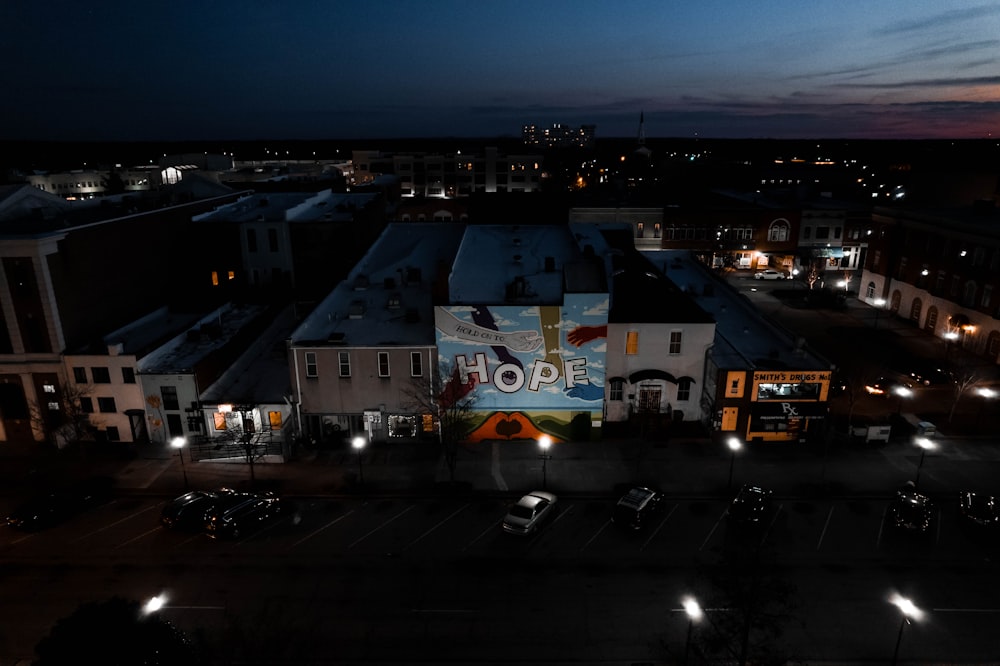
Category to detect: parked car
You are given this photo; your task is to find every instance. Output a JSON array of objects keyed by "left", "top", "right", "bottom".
[
  {"left": 753, "top": 269, "right": 786, "bottom": 280},
  {"left": 6, "top": 476, "right": 115, "bottom": 531},
  {"left": 612, "top": 486, "right": 663, "bottom": 531},
  {"left": 727, "top": 484, "right": 773, "bottom": 524},
  {"left": 889, "top": 486, "right": 933, "bottom": 533},
  {"left": 202, "top": 492, "right": 262, "bottom": 533},
  {"left": 502, "top": 491, "right": 558, "bottom": 536},
  {"left": 161, "top": 488, "right": 240, "bottom": 531},
  {"left": 205, "top": 493, "right": 286, "bottom": 540},
  {"left": 958, "top": 491, "right": 999, "bottom": 530}
]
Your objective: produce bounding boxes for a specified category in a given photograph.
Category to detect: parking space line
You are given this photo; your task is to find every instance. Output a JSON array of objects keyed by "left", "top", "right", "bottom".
[
  {"left": 117, "top": 526, "right": 163, "bottom": 548},
  {"left": 700, "top": 508, "right": 729, "bottom": 551},
  {"left": 641, "top": 504, "right": 677, "bottom": 552},
  {"left": 289, "top": 508, "right": 355, "bottom": 548},
  {"left": 402, "top": 503, "right": 469, "bottom": 552},
  {"left": 817, "top": 506, "right": 835, "bottom": 550},
  {"left": 580, "top": 519, "right": 611, "bottom": 552},
  {"left": 72, "top": 503, "right": 160, "bottom": 543},
  {"left": 348, "top": 505, "right": 415, "bottom": 549},
  {"left": 876, "top": 505, "right": 888, "bottom": 548}
]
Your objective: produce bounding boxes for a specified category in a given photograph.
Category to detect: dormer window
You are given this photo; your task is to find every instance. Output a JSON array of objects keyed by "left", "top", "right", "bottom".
[{"left": 387, "top": 292, "right": 402, "bottom": 309}]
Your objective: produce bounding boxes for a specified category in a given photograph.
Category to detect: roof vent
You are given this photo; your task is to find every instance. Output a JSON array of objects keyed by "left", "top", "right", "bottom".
[{"left": 348, "top": 300, "right": 366, "bottom": 318}]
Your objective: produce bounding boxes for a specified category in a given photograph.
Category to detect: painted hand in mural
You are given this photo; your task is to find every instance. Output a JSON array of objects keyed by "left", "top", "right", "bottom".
[
  {"left": 502, "top": 330, "right": 544, "bottom": 352},
  {"left": 567, "top": 324, "right": 607, "bottom": 347}
]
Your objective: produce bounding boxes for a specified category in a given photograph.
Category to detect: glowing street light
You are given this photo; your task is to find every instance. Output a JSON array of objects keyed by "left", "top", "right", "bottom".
[
  {"left": 873, "top": 298, "right": 886, "bottom": 329},
  {"left": 170, "top": 437, "right": 188, "bottom": 490},
  {"left": 143, "top": 593, "right": 167, "bottom": 615},
  {"left": 976, "top": 387, "right": 997, "bottom": 428},
  {"left": 889, "top": 593, "right": 924, "bottom": 665},
  {"left": 682, "top": 596, "right": 703, "bottom": 665},
  {"left": 893, "top": 385, "right": 913, "bottom": 415},
  {"left": 914, "top": 437, "right": 936, "bottom": 488},
  {"left": 726, "top": 437, "right": 742, "bottom": 490},
  {"left": 538, "top": 435, "right": 552, "bottom": 489},
  {"left": 352, "top": 436, "right": 367, "bottom": 485}
]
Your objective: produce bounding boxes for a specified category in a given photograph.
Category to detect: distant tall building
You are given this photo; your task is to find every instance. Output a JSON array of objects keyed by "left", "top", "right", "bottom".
[{"left": 522, "top": 123, "right": 596, "bottom": 149}]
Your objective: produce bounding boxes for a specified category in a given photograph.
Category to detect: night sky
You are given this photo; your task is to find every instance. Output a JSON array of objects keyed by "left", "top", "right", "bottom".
[{"left": 3, "top": 0, "right": 999, "bottom": 141}]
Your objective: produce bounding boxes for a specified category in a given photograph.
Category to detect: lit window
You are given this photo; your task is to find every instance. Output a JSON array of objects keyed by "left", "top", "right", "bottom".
[
  {"left": 228, "top": 271, "right": 235, "bottom": 280},
  {"left": 43, "top": 383, "right": 56, "bottom": 394},
  {"left": 211, "top": 271, "right": 219, "bottom": 286},
  {"left": 305, "top": 351, "right": 318, "bottom": 378},
  {"left": 268, "top": 411, "right": 282, "bottom": 430},
  {"left": 214, "top": 412, "right": 227, "bottom": 430},
  {"left": 625, "top": 331, "right": 639, "bottom": 355},
  {"left": 47, "top": 401, "right": 60, "bottom": 411}
]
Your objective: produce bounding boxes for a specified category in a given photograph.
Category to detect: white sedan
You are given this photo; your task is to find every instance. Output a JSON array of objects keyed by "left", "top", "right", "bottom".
[
  {"left": 502, "top": 491, "right": 558, "bottom": 535},
  {"left": 753, "top": 269, "right": 787, "bottom": 280}
]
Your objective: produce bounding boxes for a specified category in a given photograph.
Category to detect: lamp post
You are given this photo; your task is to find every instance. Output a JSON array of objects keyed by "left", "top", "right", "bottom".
[
  {"left": 538, "top": 435, "right": 552, "bottom": 490},
  {"left": 914, "top": 437, "right": 936, "bottom": 489},
  {"left": 352, "top": 436, "right": 366, "bottom": 485},
  {"left": 943, "top": 330, "right": 959, "bottom": 362},
  {"left": 976, "top": 387, "right": 997, "bottom": 429},
  {"left": 873, "top": 298, "right": 886, "bottom": 329},
  {"left": 893, "top": 385, "right": 913, "bottom": 416},
  {"left": 890, "top": 593, "right": 923, "bottom": 666},
  {"left": 726, "top": 437, "right": 742, "bottom": 490},
  {"left": 170, "top": 437, "right": 188, "bottom": 490},
  {"left": 682, "top": 596, "right": 703, "bottom": 665}
]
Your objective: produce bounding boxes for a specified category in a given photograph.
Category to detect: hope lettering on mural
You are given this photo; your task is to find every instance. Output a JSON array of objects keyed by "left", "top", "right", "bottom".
[{"left": 455, "top": 352, "right": 590, "bottom": 394}]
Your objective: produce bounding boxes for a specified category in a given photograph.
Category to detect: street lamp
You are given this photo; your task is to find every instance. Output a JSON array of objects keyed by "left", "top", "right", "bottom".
[
  {"left": 726, "top": 437, "right": 742, "bottom": 490},
  {"left": 893, "top": 385, "right": 913, "bottom": 415},
  {"left": 682, "top": 596, "right": 703, "bottom": 665},
  {"left": 170, "top": 437, "right": 188, "bottom": 490},
  {"left": 976, "top": 387, "right": 997, "bottom": 428},
  {"left": 352, "top": 436, "right": 366, "bottom": 485},
  {"left": 943, "top": 330, "right": 959, "bottom": 361},
  {"left": 913, "top": 437, "right": 936, "bottom": 489},
  {"left": 889, "top": 593, "right": 924, "bottom": 666},
  {"left": 538, "top": 435, "right": 552, "bottom": 489},
  {"left": 873, "top": 298, "right": 886, "bottom": 329}
]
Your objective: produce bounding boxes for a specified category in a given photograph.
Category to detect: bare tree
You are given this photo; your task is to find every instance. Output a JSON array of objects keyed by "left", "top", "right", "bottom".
[
  {"left": 28, "top": 383, "right": 96, "bottom": 454},
  {"left": 948, "top": 366, "right": 980, "bottom": 423},
  {"left": 401, "top": 358, "right": 479, "bottom": 484},
  {"left": 218, "top": 403, "right": 270, "bottom": 487}
]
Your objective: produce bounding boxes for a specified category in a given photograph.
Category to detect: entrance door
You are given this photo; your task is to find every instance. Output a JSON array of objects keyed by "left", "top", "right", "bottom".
[{"left": 638, "top": 388, "right": 661, "bottom": 413}]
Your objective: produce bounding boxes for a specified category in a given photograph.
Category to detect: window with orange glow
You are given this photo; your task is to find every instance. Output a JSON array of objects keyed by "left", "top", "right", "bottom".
[
  {"left": 268, "top": 411, "right": 282, "bottom": 430},
  {"left": 213, "top": 412, "right": 227, "bottom": 430},
  {"left": 625, "top": 331, "right": 639, "bottom": 355},
  {"left": 211, "top": 271, "right": 219, "bottom": 286}
]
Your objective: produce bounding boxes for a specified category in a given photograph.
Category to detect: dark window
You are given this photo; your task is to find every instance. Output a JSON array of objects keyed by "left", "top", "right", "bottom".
[
  {"left": 121, "top": 367, "right": 135, "bottom": 384},
  {"left": 378, "top": 352, "right": 390, "bottom": 377},
  {"left": 91, "top": 367, "right": 111, "bottom": 383},
  {"left": 610, "top": 379, "right": 623, "bottom": 401},
  {"left": 79, "top": 397, "right": 94, "bottom": 413},
  {"left": 678, "top": 378, "right": 692, "bottom": 401},
  {"left": 338, "top": 352, "right": 350, "bottom": 377},
  {"left": 247, "top": 229, "right": 257, "bottom": 252},
  {"left": 816, "top": 227, "right": 830, "bottom": 240},
  {"left": 410, "top": 352, "right": 423, "bottom": 377},
  {"left": 97, "top": 397, "right": 117, "bottom": 413},
  {"left": 305, "top": 351, "right": 318, "bottom": 378},
  {"left": 268, "top": 228, "right": 279, "bottom": 252},
  {"left": 106, "top": 426, "right": 120, "bottom": 441},
  {"left": 73, "top": 367, "right": 87, "bottom": 383},
  {"left": 161, "top": 386, "right": 179, "bottom": 410}
]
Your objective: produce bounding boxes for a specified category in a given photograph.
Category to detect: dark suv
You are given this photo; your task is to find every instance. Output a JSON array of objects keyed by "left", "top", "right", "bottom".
[
  {"left": 612, "top": 487, "right": 663, "bottom": 530},
  {"left": 727, "top": 484, "right": 773, "bottom": 525},
  {"left": 205, "top": 493, "right": 286, "bottom": 539}
]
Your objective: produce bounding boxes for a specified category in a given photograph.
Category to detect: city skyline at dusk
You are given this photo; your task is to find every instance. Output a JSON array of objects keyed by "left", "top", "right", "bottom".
[{"left": 2, "top": 1, "right": 1000, "bottom": 142}]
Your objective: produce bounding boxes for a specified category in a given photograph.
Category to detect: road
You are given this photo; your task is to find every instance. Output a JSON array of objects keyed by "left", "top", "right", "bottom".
[{"left": 3, "top": 491, "right": 999, "bottom": 664}]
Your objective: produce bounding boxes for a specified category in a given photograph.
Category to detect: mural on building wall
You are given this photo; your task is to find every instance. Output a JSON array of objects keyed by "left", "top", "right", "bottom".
[{"left": 435, "top": 298, "right": 607, "bottom": 442}]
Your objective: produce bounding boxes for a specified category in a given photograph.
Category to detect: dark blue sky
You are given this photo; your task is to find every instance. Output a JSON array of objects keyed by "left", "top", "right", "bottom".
[{"left": 3, "top": 1, "right": 999, "bottom": 141}]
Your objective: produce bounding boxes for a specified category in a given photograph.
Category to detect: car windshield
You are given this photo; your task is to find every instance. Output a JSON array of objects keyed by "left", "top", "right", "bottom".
[{"left": 509, "top": 505, "right": 534, "bottom": 519}]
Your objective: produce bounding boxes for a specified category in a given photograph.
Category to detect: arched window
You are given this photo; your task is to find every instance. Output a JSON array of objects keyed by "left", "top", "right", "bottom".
[
  {"left": 909, "top": 298, "right": 922, "bottom": 324},
  {"left": 890, "top": 290, "right": 902, "bottom": 313},
  {"left": 768, "top": 218, "right": 790, "bottom": 242},
  {"left": 865, "top": 281, "right": 876, "bottom": 299},
  {"left": 924, "top": 306, "right": 938, "bottom": 333},
  {"left": 986, "top": 331, "right": 1000, "bottom": 359}
]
